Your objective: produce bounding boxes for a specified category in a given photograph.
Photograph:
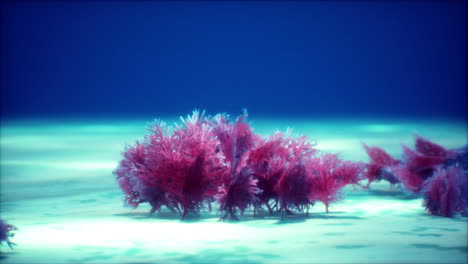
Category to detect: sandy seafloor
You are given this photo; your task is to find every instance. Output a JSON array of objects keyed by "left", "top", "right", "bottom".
[{"left": 0, "top": 116, "right": 467, "bottom": 264}]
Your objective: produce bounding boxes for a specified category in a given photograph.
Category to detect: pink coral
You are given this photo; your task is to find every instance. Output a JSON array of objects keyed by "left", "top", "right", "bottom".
[
  {"left": 395, "top": 136, "right": 459, "bottom": 193},
  {"left": 246, "top": 133, "right": 288, "bottom": 213},
  {"left": 114, "top": 110, "right": 377, "bottom": 220},
  {"left": 115, "top": 142, "right": 150, "bottom": 208},
  {"left": 114, "top": 111, "right": 225, "bottom": 219},
  {"left": 244, "top": 131, "right": 318, "bottom": 215},
  {"left": 415, "top": 134, "right": 457, "bottom": 158},
  {"left": 210, "top": 112, "right": 261, "bottom": 220},
  {"left": 390, "top": 165, "right": 425, "bottom": 193},
  {"left": 273, "top": 133, "right": 317, "bottom": 215},
  {"left": 363, "top": 144, "right": 398, "bottom": 166},
  {"left": 402, "top": 145, "right": 445, "bottom": 176},
  {"left": 308, "top": 154, "right": 363, "bottom": 213},
  {"left": 147, "top": 111, "right": 224, "bottom": 219},
  {"left": 362, "top": 144, "right": 399, "bottom": 187}
]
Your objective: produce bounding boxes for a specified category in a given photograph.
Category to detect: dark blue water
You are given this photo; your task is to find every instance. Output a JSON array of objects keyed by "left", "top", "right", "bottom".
[{"left": 1, "top": 0, "right": 466, "bottom": 120}]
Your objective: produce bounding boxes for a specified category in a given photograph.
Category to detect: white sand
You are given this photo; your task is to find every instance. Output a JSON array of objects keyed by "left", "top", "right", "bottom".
[{"left": 1, "top": 117, "right": 467, "bottom": 264}]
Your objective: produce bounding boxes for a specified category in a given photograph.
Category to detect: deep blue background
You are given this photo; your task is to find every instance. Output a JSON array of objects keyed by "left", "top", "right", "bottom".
[{"left": 1, "top": 1, "right": 466, "bottom": 119}]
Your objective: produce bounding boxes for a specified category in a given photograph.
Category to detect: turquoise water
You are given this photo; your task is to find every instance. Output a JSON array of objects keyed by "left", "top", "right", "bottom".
[{"left": 0, "top": 117, "right": 467, "bottom": 263}]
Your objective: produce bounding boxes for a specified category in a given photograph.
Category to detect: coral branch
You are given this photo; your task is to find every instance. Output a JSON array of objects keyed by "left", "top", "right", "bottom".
[
  {"left": 362, "top": 144, "right": 399, "bottom": 187},
  {"left": 211, "top": 112, "right": 261, "bottom": 220},
  {"left": 308, "top": 154, "right": 364, "bottom": 213}
]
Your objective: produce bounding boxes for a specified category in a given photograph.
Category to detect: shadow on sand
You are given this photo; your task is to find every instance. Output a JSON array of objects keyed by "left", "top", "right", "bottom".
[
  {"left": 112, "top": 200, "right": 371, "bottom": 227},
  {"left": 113, "top": 210, "right": 221, "bottom": 222},
  {"left": 114, "top": 208, "right": 367, "bottom": 225},
  {"left": 0, "top": 251, "right": 18, "bottom": 261}
]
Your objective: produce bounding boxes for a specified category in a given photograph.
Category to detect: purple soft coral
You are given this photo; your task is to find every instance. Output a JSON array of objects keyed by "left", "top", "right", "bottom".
[
  {"left": 423, "top": 166, "right": 467, "bottom": 217},
  {"left": 363, "top": 135, "right": 467, "bottom": 218},
  {"left": 395, "top": 136, "right": 461, "bottom": 194},
  {"left": 0, "top": 219, "right": 16, "bottom": 249},
  {"left": 364, "top": 135, "right": 466, "bottom": 195}
]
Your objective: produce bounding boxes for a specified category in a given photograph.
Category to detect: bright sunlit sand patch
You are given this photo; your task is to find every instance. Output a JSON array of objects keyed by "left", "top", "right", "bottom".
[{"left": 316, "top": 139, "right": 361, "bottom": 151}]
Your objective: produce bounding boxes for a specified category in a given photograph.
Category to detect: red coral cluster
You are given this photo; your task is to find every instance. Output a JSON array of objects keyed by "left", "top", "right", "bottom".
[
  {"left": 363, "top": 135, "right": 467, "bottom": 217},
  {"left": 114, "top": 110, "right": 364, "bottom": 220}
]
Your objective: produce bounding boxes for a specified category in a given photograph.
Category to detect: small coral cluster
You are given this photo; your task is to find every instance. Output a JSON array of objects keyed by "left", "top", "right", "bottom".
[
  {"left": 115, "top": 110, "right": 364, "bottom": 220},
  {"left": 0, "top": 219, "right": 16, "bottom": 249},
  {"left": 363, "top": 135, "right": 468, "bottom": 217},
  {"left": 115, "top": 111, "right": 467, "bottom": 219}
]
